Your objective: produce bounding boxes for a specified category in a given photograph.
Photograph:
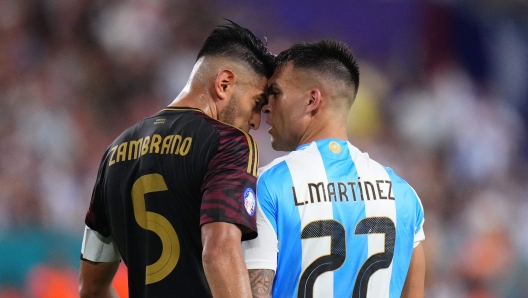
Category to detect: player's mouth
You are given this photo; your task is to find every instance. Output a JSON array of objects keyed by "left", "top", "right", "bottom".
[{"left": 266, "top": 120, "right": 273, "bottom": 134}]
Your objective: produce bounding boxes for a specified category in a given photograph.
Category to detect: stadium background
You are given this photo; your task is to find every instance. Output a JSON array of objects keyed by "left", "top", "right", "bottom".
[{"left": 1, "top": 0, "right": 527, "bottom": 297}]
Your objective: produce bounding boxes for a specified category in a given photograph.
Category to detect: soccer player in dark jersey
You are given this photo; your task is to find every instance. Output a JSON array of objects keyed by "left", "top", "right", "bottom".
[{"left": 78, "top": 21, "right": 275, "bottom": 298}]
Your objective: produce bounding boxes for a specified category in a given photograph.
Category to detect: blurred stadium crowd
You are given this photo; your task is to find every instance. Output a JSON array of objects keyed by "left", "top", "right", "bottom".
[{"left": 1, "top": 0, "right": 528, "bottom": 297}]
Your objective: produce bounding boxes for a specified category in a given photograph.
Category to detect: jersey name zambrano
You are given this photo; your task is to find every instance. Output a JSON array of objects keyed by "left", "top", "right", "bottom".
[
  {"left": 84, "top": 107, "right": 259, "bottom": 297},
  {"left": 242, "top": 139, "right": 425, "bottom": 298}
]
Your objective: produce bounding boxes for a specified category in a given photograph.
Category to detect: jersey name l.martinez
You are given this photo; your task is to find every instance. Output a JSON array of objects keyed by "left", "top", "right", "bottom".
[
  {"left": 84, "top": 107, "right": 259, "bottom": 298},
  {"left": 242, "top": 139, "right": 424, "bottom": 298}
]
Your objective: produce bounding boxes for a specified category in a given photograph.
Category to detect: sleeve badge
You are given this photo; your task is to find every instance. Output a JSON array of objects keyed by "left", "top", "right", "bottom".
[{"left": 243, "top": 187, "right": 256, "bottom": 216}]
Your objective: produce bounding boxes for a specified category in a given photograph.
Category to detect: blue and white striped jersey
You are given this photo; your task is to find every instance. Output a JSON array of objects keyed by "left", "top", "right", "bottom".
[{"left": 242, "top": 139, "right": 425, "bottom": 298}]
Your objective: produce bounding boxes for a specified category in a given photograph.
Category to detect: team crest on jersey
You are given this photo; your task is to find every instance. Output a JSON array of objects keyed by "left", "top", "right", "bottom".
[{"left": 243, "top": 187, "right": 256, "bottom": 216}]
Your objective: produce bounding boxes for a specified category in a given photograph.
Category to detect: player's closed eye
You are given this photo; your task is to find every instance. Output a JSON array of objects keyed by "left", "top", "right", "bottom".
[
  {"left": 256, "top": 95, "right": 268, "bottom": 110},
  {"left": 267, "top": 85, "right": 279, "bottom": 98}
]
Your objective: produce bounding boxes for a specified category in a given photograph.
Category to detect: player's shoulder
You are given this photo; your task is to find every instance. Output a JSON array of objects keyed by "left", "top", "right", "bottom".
[
  {"left": 191, "top": 113, "right": 258, "bottom": 175},
  {"left": 152, "top": 107, "right": 219, "bottom": 134},
  {"left": 348, "top": 143, "right": 413, "bottom": 186},
  {"left": 193, "top": 112, "right": 247, "bottom": 136},
  {"left": 195, "top": 113, "right": 256, "bottom": 147},
  {"left": 347, "top": 143, "right": 385, "bottom": 171},
  {"left": 258, "top": 154, "right": 290, "bottom": 178},
  {"left": 257, "top": 143, "right": 318, "bottom": 179},
  {"left": 113, "top": 107, "right": 205, "bottom": 135}
]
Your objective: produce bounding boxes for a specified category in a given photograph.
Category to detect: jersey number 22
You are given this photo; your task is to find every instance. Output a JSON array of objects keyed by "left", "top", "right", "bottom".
[{"left": 298, "top": 217, "right": 395, "bottom": 298}]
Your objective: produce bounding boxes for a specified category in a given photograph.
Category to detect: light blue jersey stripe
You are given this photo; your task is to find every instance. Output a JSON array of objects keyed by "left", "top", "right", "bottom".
[
  {"left": 387, "top": 168, "right": 420, "bottom": 297},
  {"left": 259, "top": 161, "right": 303, "bottom": 297},
  {"left": 317, "top": 140, "right": 367, "bottom": 297}
]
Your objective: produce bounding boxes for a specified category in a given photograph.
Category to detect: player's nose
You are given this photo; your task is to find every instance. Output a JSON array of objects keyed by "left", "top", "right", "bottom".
[
  {"left": 261, "top": 102, "right": 271, "bottom": 114},
  {"left": 249, "top": 111, "right": 261, "bottom": 130}
]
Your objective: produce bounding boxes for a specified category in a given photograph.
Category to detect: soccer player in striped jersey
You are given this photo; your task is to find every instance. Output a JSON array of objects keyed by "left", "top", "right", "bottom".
[
  {"left": 79, "top": 21, "right": 275, "bottom": 298},
  {"left": 242, "top": 40, "right": 425, "bottom": 298}
]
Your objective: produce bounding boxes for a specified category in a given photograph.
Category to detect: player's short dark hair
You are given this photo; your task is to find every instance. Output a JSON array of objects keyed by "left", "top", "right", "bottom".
[
  {"left": 276, "top": 39, "right": 360, "bottom": 95},
  {"left": 197, "top": 20, "right": 276, "bottom": 78}
]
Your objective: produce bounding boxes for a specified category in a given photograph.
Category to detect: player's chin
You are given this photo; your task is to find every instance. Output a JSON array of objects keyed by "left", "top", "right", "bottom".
[
  {"left": 270, "top": 137, "right": 289, "bottom": 152},
  {"left": 270, "top": 136, "right": 280, "bottom": 150}
]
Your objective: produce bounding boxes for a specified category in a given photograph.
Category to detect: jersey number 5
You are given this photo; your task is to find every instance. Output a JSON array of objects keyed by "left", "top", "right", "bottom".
[
  {"left": 132, "top": 174, "right": 181, "bottom": 285},
  {"left": 298, "top": 217, "right": 395, "bottom": 298}
]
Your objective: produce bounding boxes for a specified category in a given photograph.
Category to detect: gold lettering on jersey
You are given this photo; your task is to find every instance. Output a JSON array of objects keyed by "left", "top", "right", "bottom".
[
  {"left": 179, "top": 137, "right": 192, "bottom": 156},
  {"left": 154, "top": 118, "right": 166, "bottom": 125},
  {"left": 109, "top": 145, "right": 118, "bottom": 166},
  {"left": 149, "top": 134, "right": 162, "bottom": 154},
  {"left": 141, "top": 136, "right": 150, "bottom": 156},
  {"left": 109, "top": 134, "right": 193, "bottom": 166},
  {"left": 128, "top": 139, "right": 142, "bottom": 160},
  {"left": 160, "top": 135, "right": 173, "bottom": 154},
  {"left": 171, "top": 135, "right": 182, "bottom": 154},
  {"left": 117, "top": 142, "right": 128, "bottom": 163},
  {"left": 294, "top": 179, "right": 396, "bottom": 206},
  {"left": 131, "top": 174, "right": 180, "bottom": 284}
]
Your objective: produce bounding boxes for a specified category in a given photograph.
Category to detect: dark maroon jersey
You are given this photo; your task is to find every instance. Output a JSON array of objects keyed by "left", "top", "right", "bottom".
[{"left": 84, "top": 107, "right": 258, "bottom": 297}]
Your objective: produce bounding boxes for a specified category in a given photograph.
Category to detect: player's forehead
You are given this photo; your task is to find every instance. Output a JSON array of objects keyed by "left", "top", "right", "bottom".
[
  {"left": 269, "top": 62, "right": 308, "bottom": 89},
  {"left": 238, "top": 67, "right": 267, "bottom": 90},
  {"left": 247, "top": 74, "right": 268, "bottom": 94},
  {"left": 240, "top": 74, "right": 267, "bottom": 104}
]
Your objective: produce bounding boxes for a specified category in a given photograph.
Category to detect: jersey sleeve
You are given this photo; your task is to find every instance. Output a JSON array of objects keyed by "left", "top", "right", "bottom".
[
  {"left": 84, "top": 147, "right": 111, "bottom": 237},
  {"left": 242, "top": 171, "right": 279, "bottom": 271},
  {"left": 413, "top": 188, "right": 425, "bottom": 248},
  {"left": 200, "top": 129, "right": 258, "bottom": 240}
]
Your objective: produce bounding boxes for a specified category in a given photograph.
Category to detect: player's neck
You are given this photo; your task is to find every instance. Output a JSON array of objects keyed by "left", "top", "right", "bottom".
[
  {"left": 298, "top": 120, "right": 348, "bottom": 147},
  {"left": 168, "top": 90, "right": 219, "bottom": 120}
]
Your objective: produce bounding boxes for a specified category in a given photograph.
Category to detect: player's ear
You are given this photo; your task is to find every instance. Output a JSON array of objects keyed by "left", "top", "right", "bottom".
[
  {"left": 306, "top": 88, "right": 321, "bottom": 113},
  {"left": 215, "top": 69, "right": 236, "bottom": 101}
]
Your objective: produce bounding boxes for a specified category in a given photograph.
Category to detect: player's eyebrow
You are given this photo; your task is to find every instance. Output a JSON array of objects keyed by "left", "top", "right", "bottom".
[{"left": 267, "top": 83, "right": 277, "bottom": 95}]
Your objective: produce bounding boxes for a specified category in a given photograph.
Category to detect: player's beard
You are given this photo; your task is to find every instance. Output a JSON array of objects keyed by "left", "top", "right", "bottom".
[{"left": 218, "top": 93, "right": 239, "bottom": 127}]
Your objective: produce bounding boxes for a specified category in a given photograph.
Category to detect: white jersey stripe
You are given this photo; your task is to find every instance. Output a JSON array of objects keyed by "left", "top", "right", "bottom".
[
  {"left": 285, "top": 142, "right": 334, "bottom": 298},
  {"left": 349, "top": 144, "right": 396, "bottom": 298}
]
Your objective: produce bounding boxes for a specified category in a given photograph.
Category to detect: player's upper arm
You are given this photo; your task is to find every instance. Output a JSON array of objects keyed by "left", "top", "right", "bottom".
[
  {"left": 404, "top": 184, "right": 425, "bottom": 297},
  {"left": 401, "top": 242, "right": 425, "bottom": 298},
  {"left": 200, "top": 127, "right": 259, "bottom": 240},
  {"left": 81, "top": 226, "right": 121, "bottom": 262},
  {"left": 386, "top": 168, "right": 425, "bottom": 247},
  {"left": 79, "top": 259, "right": 120, "bottom": 298},
  {"left": 201, "top": 221, "right": 243, "bottom": 254},
  {"left": 79, "top": 226, "right": 121, "bottom": 298},
  {"left": 242, "top": 171, "right": 278, "bottom": 271}
]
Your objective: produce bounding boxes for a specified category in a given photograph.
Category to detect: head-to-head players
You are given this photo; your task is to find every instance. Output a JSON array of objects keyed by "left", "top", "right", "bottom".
[
  {"left": 243, "top": 40, "right": 425, "bottom": 298},
  {"left": 172, "top": 20, "right": 274, "bottom": 132},
  {"left": 79, "top": 21, "right": 275, "bottom": 298}
]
